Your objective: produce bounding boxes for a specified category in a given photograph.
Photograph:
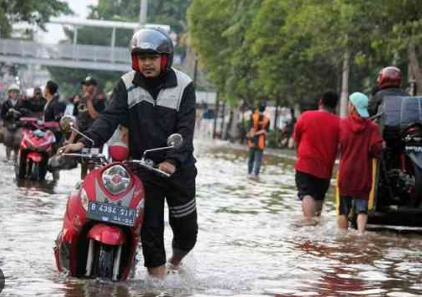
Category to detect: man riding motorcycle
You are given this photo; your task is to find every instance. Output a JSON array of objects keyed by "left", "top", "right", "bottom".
[
  {"left": 1, "top": 84, "right": 31, "bottom": 162},
  {"left": 368, "top": 66, "right": 409, "bottom": 117},
  {"left": 367, "top": 66, "right": 422, "bottom": 218},
  {"left": 28, "top": 87, "right": 46, "bottom": 119}
]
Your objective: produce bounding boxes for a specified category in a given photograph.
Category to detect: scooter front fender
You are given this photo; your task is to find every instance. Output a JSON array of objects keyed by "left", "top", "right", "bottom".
[
  {"left": 27, "top": 151, "right": 43, "bottom": 163},
  {"left": 87, "top": 224, "right": 126, "bottom": 245}
]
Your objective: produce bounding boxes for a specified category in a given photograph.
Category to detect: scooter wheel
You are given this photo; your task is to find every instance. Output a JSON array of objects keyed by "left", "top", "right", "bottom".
[
  {"left": 94, "top": 244, "right": 115, "bottom": 279},
  {"left": 17, "top": 153, "right": 27, "bottom": 179},
  {"left": 31, "top": 163, "right": 39, "bottom": 181}
]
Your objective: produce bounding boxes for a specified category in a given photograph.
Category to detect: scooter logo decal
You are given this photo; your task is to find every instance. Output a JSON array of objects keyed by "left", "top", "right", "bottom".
[
  {"left": 111, "top": 174, "right": 123, "bottom": 184},
  {"left": 0, "top": 268, "right": 4, "bottom": 293}
]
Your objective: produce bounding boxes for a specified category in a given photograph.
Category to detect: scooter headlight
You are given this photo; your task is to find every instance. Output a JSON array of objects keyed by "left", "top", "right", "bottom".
[
  {"left": 80, "top": 188, "right": 89, "bottom": 210},
  {"left": 102, "top": 165, "right": 131, "bottom": 195}
]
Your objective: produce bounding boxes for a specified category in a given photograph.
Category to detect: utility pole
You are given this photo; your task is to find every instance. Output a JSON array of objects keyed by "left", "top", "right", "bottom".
[
  {"left": 140, "top": 0, "right": 148, "bottom": 25},
  {"left": 340, "top": 50, "right": 350, "bottom": 118},
  {"left": 213, "top": 92, "right": 220, "bottom": 139},
  {"left": 193, "top": 53, "right": 199, "bottom": 88}
]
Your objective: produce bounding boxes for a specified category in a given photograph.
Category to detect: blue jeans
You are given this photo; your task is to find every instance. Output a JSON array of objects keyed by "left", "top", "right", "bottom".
[
  {"left": 338, "top": 196, "right": 369, "bottom": 216},
  {"left": 248, "top": 148, "right": 264, "bottom": 176}
]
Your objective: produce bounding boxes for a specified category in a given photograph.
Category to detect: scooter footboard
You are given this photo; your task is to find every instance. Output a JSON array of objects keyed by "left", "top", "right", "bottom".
[{"left": 87, "top": 224, "right": 126, "bottom": 245}]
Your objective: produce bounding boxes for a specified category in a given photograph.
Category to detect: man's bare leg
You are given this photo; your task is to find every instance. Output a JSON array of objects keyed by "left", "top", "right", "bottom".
[
  {"left": 147, "top": 249, "right": 189, "bottom": 278},
  {"left": 337, "top": 215, "right": 349, "bottom": 230},
  {"left": 6, "top": 147, "right": 11, "bottom": 160},
  {"left": 13, "top": 148, "right": 18, "bottom": 163},
  {"left": 168, "top": 248, "right": 188, "bottom": 270},
  {"left": 315, "top": 200, "right": 323, "bottom": 216},
  {"left": 357, "top": 213, "right": 368, "bottom": 235},
  {"left": 147, "top": 265, "right": 166, "bottom": 279},
  {"left": 302, "top": 195, "right": 320, "bottom": 223}
]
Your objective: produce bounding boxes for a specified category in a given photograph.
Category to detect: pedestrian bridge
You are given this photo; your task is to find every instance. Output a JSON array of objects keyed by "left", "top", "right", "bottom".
[
  {"left": 0, "top": 18, "right": 173, "bottom": 72},
  {"left": 0, "top": 38, "right": 132, "bottom": 72}
]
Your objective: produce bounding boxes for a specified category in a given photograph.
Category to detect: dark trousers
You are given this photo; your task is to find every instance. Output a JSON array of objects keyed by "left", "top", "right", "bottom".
[
  {"left": 248, "top": 148, "right": 264, "bottom": 175},
  {"left": 139, "top": 165, "right": 198, "bottom": 268}
]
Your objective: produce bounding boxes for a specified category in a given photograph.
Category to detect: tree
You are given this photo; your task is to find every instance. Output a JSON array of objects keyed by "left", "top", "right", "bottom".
[
  {"left": 189, "top": 0, "right": 261, "bottom": 104},
  {"left": 49, "top": 0, "right": 192, "bottom": 97},
  {"left": 0, "top": 0, "right": 71, "bottom": 38},
  {"left": 188, "top": 0, "right": 231, "bottom": 93},
  {"left": 189, "top": 0, "right": 422, "bottom": 112},
  {"left": 246, "top": 0, "right": 343, "bottom": 109}
]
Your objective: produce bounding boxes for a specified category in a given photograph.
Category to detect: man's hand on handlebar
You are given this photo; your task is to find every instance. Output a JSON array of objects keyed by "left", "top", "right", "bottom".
[
  {"left": 59, "top": 142, "right": 85, "bottom": 154},
  {"left": 158, "top": 161, "right": 176, "bottom": 175}
]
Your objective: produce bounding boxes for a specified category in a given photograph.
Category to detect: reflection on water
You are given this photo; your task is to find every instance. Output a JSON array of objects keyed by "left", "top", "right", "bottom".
[{"left": 0, "top": 139, "right": 422, "bottom": 296}]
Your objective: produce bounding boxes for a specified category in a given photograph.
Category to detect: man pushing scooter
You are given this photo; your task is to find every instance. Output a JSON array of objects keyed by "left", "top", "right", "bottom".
[{"left": 60, "top": 27, "right": 198, "bottom": 279}]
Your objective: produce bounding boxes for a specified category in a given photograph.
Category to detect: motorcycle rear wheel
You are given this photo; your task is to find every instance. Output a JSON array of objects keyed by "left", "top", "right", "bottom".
[
  {"left": 94, "top": 244, "right": 115, "bottom": 279},
  {"left": 413, "top": 164, "right": 422, "bottom": 207},
  {"left": 17, "top": 152, "right": 28, "bottom": 179},
  {"left": 30, "top": 163, "right": 40, "bottom": 180}
]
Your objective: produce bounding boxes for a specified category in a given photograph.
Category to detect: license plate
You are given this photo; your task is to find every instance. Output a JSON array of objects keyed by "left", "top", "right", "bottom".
[
  {"left": 406, "top": 146, "right": 422, "bottom": 153},
  {"left": 87, "top": 201, "right": 136, "bottom": 227}
]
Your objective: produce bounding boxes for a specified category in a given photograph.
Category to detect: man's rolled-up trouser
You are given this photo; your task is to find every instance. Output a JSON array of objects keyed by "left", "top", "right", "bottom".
[
  {"left": 4, "top": 127, "right": 22, "bottom": 149},
  {"left": 139, "top": 165, "right": 198, "bottom": 268}
]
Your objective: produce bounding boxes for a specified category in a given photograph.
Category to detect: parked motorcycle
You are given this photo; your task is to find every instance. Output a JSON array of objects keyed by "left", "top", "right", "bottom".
[
  {"left": 54, "top": 116, "right": 183, "bottom": 281},
  {"left": 336, "top": 96, "right": 422, "bottom": 229},
  {"left": 367, "top": 96, "right": 422, "bottom": 228},
  {"left": 17, "top": 117, "right": 58, "bottom": 180}
]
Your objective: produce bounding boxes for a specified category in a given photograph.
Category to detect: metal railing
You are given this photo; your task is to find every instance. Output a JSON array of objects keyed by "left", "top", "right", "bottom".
[
  {"left": 0, "top": 38, "right": 132, "bottom": 71},
  {"left": 0, "top": 38, "right": 131, "bottom": 63},
  {"left": 0, "top": 38, "right": 182, "bottom": 72}
]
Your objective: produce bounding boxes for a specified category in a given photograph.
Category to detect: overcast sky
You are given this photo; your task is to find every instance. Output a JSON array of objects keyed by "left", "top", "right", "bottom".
[{"left": 39, "top": 0, "right": 98, "bottom": 44}]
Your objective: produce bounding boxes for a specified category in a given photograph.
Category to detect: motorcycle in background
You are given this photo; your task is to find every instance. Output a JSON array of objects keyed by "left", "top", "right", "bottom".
[
  {"left": 17, "top": 117, "right": 58, "bottom": 180},
  {"left": 366, "top": 96, "right": 422, "bottom": 228},
  {"left": 54, "top": 116, "right": 183, "bottom": 281},
  {"left": 335, "top": 96, "right": 422, "bottom": 229}
]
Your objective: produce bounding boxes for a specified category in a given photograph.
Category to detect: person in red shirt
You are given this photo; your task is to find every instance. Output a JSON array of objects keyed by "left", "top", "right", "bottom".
[
  {"left": 337, "top": 92, "right": 383, "bottom": 234},
  {"left": 294, "top": 91, "right": 340, "bottom": 222}
]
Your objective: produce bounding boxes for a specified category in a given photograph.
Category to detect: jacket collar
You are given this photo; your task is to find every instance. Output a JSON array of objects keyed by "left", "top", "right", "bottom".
[
  {"left": 47, "top": 94, "right": 59, "bottom": 103},
  {"left": 132, "top": 68, "right": 177, "bottom": 90}
]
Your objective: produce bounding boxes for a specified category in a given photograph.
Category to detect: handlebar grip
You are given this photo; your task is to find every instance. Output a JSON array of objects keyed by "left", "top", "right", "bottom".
[
  {"left": 131, "top": 160, "right": 171, "bottom": 178},
  {"left": 61, "top": 153, "right": 85, "bottom": 158},
  {"left": 150, "top": 167, "right": 171, "bottom": 178},
  {"left": 61, "top": 153, "right": 105, "bottom": 158}
]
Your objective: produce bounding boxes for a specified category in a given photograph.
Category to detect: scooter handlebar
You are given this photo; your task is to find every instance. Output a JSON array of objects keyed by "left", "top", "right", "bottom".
[
  {"left": 61, "top": 152, "right": 106, "bottom": 160},
  {"left": 128, "top": 159, "right": 171, "bottom": 178},
  {"left": 19, "top": 118, "right": 60, "bottom": 130}
]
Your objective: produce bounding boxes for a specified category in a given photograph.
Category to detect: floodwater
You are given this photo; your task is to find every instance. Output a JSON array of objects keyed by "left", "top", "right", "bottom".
[{"left": 1, "top": 139, "right": 422, "bottom": 297}]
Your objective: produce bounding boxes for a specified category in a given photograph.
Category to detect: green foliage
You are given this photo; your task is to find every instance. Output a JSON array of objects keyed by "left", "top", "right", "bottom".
[
  {"left": 0, "top": 0, "right": 71, "bottom": 37},
  {"left": 188, "top": 0, "right": 231, "bottom": 90},
  {"left": 188, "top": 0, "right": 422, "bottom": 110},
  {"left": 188, "top": 0, "right": 261, "bottom": 107},
  {"left": 48, "top": 0, "right": 191, "bottom": 97}
]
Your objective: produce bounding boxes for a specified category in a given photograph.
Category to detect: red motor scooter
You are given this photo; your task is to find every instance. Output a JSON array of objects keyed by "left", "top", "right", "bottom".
[
  {"left": 17, "top": 117, "right": 58, "bottom": 180},
  {"left": 54, "top": 116, "right": 183, "bottom": 281}
]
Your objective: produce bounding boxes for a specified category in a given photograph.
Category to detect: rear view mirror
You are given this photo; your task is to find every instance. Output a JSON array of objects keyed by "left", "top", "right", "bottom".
[
  {"left": 60, "top": 115, "right": 76, "bottom": 133},
  {"left": 167, "top": 133, "right": 183, "bottom": 149}
]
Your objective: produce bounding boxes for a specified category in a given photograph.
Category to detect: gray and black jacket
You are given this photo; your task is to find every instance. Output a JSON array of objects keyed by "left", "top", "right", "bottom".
[
  {"left": 369, "top": 87, "right": 409, "bottom": 117},
  {"left": 80, "top": 68, "right": 196, "bottom": 169}
]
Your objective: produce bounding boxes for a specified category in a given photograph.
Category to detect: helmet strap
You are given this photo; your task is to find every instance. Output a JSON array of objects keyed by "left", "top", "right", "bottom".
[
  {"left": 131, "top": 54, "right": 140, "bottom": 71},
  {"left": 160, "top": 55, "right": 168, "bottom": 72}
]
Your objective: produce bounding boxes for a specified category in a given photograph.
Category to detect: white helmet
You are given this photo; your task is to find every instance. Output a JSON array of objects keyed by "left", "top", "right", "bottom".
[{"left": 7, "top": 83, "right": 20, "bottom": 92}]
